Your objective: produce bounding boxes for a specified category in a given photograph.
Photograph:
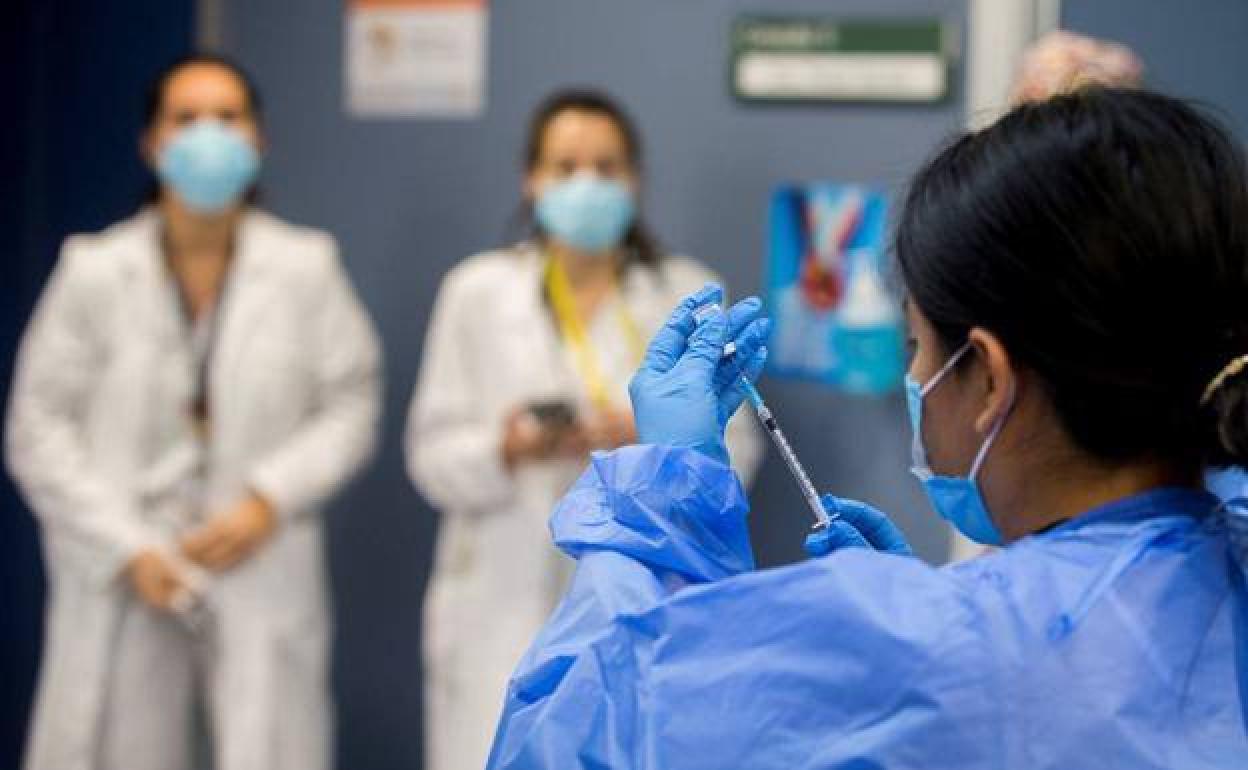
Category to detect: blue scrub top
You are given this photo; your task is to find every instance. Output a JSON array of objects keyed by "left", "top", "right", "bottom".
[{"left": 488, "top": 445, "right": 1248, "bottom": 769}]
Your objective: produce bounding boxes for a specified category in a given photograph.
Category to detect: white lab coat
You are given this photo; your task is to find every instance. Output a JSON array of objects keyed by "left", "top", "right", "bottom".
[
  {"left": 6, "top": 209, "right": 381, "bottom": 770},
  {"left": 405, "top": 244, "right": 762, "bottom": 770}
]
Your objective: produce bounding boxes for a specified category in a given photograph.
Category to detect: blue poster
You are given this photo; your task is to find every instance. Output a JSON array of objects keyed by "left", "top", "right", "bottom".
[{"left": 764, "top": 183, "right": 904, "bottom": 394}]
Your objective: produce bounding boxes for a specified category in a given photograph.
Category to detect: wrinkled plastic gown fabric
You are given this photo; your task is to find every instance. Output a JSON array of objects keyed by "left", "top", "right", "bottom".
[
  {"left": 487, "top": 444, "right": 1248, "bottom": 769},
  {"left": 1208, "top": 466, "right": 1248, "bottom": 503}
]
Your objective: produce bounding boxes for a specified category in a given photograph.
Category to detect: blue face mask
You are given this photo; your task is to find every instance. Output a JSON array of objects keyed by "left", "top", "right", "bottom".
[
  {"left": 535, "top": 175, "right": 635, "bottom": 254},
  {"left": 157, "top": 120, "right": 260, "bottom": 213},
  {"left": 905, "top": 343, "right": 1011, "bottom": 545}
]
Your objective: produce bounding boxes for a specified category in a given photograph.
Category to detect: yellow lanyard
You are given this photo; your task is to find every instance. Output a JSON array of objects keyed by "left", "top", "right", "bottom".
[{"left": 545, "top": 256, "right": 645, "bottom": 409}]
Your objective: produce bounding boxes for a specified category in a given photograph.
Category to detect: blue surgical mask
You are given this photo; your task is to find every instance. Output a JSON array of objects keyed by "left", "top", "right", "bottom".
[
  {"left": 905, "top": 343, "right": 1012, "bottom": 545},
  {"left": 535, "top": 174, "right": 635, "bottom": 254},
  {"left": 157, "top": 120, "right": 260, "bottom": 213}
]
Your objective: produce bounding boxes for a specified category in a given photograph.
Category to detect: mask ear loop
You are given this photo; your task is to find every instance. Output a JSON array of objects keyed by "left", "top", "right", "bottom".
[
  {"left": 968, "top": 378, "right": 1017, "bottom": 481},
  {"left": 910, "top": 342, "right": 972, "bottom": 479},
  {"left": 920, "top": 342, "right": 972, "bottom": 396}
]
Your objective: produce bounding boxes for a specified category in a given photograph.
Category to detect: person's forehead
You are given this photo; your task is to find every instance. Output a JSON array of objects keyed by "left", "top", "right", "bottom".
[
  {"left": 542, "top": 111, "right": 626, "bottom": 153},
  {"left": 161, "top": 64, "right": 248, "bottom": 108}
]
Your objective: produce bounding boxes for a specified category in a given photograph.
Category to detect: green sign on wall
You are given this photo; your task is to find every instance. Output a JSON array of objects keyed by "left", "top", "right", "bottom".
[{"left": 731, "top": 17, "right": 954, "bottom": 103}]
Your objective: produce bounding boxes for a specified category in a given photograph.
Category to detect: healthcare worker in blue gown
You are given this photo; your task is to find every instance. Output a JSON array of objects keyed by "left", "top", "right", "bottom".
[{"left": 487, "top": 87, "right": 1248, "bottom": 768}]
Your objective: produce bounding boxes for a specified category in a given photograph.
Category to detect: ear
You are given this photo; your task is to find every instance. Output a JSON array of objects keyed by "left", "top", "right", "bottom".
[
  {"left": 967, "top": 327, "right": 1016, "bottom": 436},
  {"left": 622, "top": 167, "right": 641, "bottom": 191},
  {"left": 523, "top": 171, "right": 540, "bottom": 203},
  {"left": 626, "top": 174, "right": 642, "bottom": 200},
  {"left": 139, "top": 130, "right": 158, "bottom": 170}
]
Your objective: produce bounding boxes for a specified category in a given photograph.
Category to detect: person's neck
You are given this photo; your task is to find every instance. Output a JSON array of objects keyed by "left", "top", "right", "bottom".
[
  {"left": 997, "top": 451, "right": 1199, "bottom": 542},
  {"left": 160, "top": 196, "right": 239, "bottom": 263},
  {"left": 549, "top": 240, "right": 619, "bottom": 292}
]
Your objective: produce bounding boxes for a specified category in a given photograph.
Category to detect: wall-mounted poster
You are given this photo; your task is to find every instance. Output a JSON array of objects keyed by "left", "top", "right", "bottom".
[
  {"left": 345, "top": 0, "right": 487, "bottom": 118},
  {"left": 765, "top": 184, "right": 904, "bottom": 395}
]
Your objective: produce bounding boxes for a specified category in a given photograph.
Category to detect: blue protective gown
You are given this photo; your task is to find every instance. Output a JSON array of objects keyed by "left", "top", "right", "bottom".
[
  {"left": 1209, "top": 466, "right": 1248, "bottom": 502},
  {"left": 487, "top": 445, "right": 1248, "bottom": 769}
]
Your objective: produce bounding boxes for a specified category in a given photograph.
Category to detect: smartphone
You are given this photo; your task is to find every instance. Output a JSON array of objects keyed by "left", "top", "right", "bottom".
[{"left": 528, "top": 400, "right": 578, "bottom": 433}]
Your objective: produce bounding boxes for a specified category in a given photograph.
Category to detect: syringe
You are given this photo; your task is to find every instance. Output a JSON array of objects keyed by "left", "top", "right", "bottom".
[
  {"left": 737, "top": 379, "right": 832, "bottom": 530},
  {"left": 693, "top": 304, "right": 833, "bottom": 530}
]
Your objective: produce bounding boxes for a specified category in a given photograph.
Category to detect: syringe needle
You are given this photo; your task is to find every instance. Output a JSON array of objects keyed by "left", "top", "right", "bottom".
[
  {"left": 692, "top": 302, "right": 831, "bottom": 529},
  {"left": 744, "top": 385, "right": 831, "bottom": 529}
]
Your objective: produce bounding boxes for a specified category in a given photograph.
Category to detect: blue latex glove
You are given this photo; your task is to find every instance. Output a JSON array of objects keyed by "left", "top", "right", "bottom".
[
  {"left": 630, "top": 283, "right": 770, "bottom": 464},
  {"left": 804, "top": 494, "right": 913, "bottom": 558}
]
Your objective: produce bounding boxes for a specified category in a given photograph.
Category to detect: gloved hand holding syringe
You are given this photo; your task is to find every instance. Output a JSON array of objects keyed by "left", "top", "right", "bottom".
[
  {"left": 633, "top": 284, "right": 911, "bottom": 559},
  {"left": 692, "top": 302, "right": 834, "bottom": 533}
]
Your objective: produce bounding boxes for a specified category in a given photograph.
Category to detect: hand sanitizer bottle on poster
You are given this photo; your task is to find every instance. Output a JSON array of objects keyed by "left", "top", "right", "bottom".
[{"left": 834, "top": 248, "right": 904, "bottom": 395}]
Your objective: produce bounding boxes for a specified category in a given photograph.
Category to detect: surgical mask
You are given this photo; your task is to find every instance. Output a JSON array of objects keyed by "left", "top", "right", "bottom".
[
  {"left": 535, "top": 174, "right": 635, "bottom": 254},
  {"left": 157, "top": 120, "right": 260, "bottom": 213},
  {"left": 905, "top": 342, "right": 1012, "bottom": 545}
]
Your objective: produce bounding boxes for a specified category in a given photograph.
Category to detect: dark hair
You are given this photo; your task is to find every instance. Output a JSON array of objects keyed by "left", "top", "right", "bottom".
[
  {"left": 897, "top": 87, "right": 1248, "bottom": 470},
  {"left": 142, "top": 53, "right": 263, "bottom": 204},
  {"left": 513, "top": 88, "right": 662, "bottom": 268}
]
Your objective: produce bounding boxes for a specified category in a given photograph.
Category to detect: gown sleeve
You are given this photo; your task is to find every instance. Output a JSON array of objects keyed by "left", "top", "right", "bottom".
[{"left": 487, "top": 444, "right": 1000, "bottom": 770}]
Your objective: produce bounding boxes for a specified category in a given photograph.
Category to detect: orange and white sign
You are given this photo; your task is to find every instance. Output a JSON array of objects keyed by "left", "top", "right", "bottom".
[{"left": 345, "top": 0, "right": 488, "bottom": 118}]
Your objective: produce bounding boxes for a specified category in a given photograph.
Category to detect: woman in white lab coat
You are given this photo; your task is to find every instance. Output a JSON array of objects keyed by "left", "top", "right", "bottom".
[
  {"left": 6, "top": 55, "right": 381, "bottom": 770},
  {"left": 406, "top": 89, "right": 762, "bottom": 770}
]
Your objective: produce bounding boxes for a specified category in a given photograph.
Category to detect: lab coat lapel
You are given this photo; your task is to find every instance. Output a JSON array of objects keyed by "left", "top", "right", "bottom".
[
  {"left": 515, "top": 247, "right": 578, "bottom": 397},
  {"left": 211, "top": 210, "right": 280, "bottom": 420},
  {"left": 130, "top": 209, "right": 185, "bottom": 350},
  {"left": 124, "top": 211, "right": 190, "bottom": 465}
]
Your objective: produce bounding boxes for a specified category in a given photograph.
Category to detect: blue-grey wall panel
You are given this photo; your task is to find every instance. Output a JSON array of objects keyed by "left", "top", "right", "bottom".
[{"left": 221, "top": 2, "right": 966, "bottom": 767}]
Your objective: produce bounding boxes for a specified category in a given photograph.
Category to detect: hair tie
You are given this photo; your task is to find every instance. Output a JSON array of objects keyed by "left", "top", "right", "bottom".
[{"left": 1200, "top": 354, "right": 1248, "bottom": 406}]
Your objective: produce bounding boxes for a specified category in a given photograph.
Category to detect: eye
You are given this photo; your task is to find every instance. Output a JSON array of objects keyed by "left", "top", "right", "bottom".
[
  {"left": 217, "top": 108, "right": 242, "bottom": 123},
  {"left": 554, "top": 158, "right": 577, "bottom": 176},
  {"left": 173, "top": 109, "right": 197, "bottom": 126},
  {"left": 905, "top": 337, "right": 917, "bottom": 364},
  {"left": 596, "top": 158, "right": 622, "bottom": 177}
]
